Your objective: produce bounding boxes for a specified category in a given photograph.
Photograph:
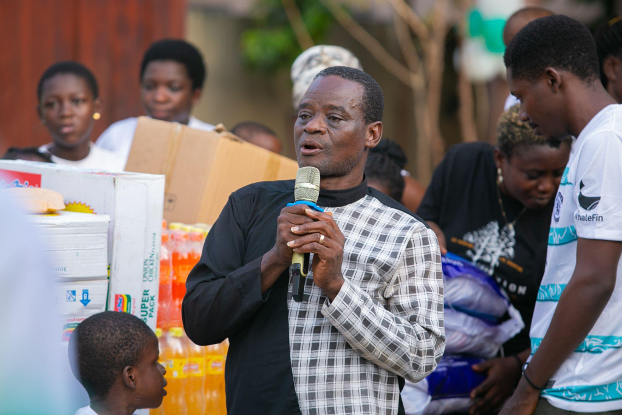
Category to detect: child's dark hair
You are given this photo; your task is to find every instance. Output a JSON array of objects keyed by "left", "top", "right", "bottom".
[
  {"left": 504, "top": 15, "right": 600, "bottom": 83},
  {"left": 231, "top": 121, "right": 277, "bottom": 140},
  {"left": 140, "top": 39, "right": 206, "bottom": 91},
  {"left": 365, "top": 139, "right": 406, "bottom": 202},
  {"left": 497, "top": 105, "right": 570, "bottom": 157},
  {"left": 594, "top": 16, "right": 622, "bottom": 88},
  {"left": 37, "top": 61, "right": 99, "bottom": 101},
  {"left": 68, "top": 311, "right": 156, "bottom": 399},
  {"left": 2, "top": 147, "right": 53, "bottom": 163}
]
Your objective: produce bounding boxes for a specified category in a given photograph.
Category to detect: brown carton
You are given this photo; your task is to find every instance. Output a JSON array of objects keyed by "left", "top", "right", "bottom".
[{"left": 125, "top": 117, "right": 298, "bottom": 225}]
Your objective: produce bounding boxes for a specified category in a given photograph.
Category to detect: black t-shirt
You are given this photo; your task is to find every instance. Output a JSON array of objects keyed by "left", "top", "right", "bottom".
[{"left": 417, "top": 142, "right": 552, "bottom": 355}]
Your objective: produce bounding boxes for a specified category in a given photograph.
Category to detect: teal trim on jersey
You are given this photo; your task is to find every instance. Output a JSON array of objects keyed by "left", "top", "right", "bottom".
[
  {"left": 537, "top": 284, "right": 566, "bottom": 302},
  {"left": 560, "top": 167, "right": 573, "bottom": 186},
  {"left": 548, "top": 226, "right": 577, "bottom": 246},
  {"left": 531, "top": 335, "right": 622, "bottom": 354},
  {"left": 542, "top": 381, "right": 622, "bottom": 403}
]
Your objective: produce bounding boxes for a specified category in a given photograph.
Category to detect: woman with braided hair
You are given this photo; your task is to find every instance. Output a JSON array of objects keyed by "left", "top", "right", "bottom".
[
  {"left": 416, "top": 105, "right": 572, "bottom": 414},
  {"left": 594, "top": 16, "right": 622, "bottom": 103}
]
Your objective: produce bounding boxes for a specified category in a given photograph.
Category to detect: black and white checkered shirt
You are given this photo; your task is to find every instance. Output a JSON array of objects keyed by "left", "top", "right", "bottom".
[{"left": 184, "top": 179, "right": 445, "bottom": 415}]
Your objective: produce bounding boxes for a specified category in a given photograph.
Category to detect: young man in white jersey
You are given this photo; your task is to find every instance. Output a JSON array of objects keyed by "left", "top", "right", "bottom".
[{"left": 501, "top": 14, "right": 622, "bottom": 415}]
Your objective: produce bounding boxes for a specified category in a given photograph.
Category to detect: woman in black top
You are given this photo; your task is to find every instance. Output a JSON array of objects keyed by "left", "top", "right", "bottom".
[{"left": 417, "top": 105, "right": 571, "bottom": 414}]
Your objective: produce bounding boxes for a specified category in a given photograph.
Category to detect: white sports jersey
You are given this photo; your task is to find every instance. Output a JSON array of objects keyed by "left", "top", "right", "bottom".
[
  {"left": 96, "top": 116, "right": 214, "bottom": 166},
  {"left": 531, "top": 104, "right": 622, "bottom": 412}
]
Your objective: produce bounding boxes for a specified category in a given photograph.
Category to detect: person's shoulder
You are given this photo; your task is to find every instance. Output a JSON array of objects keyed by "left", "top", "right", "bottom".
[
  {"left": 367, "top": 187, "right": 429, "bottom": 230},
  {"left": 96, "top": 117, "right": 138, "bottom": 147},
  {"left": 90, "top": 145, "right": 126, "bottom": 171},
  {"left": 105, "top": 117, "right": 139, "bottom": 132},
  {"left": 188, "top": 117, "right": 215, "bottom": 132},
  {"left": 74, "top": 405, "right": 97, "bottom": 415},
  {"left": 231, "top": 180, "right": 294, "bottom": 201}
]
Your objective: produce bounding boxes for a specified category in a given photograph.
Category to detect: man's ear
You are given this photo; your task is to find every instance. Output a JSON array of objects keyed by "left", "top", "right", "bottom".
[
  {"left": 603, "top": 55, "right": 620, "bottom": 85},
  {"left": 493, "top": 147, "right": 506, "bottom": 170},
  {"left": 122, "top": 366, "right": 137, "bottom": 390},
  {"left": 544, "top": 67, "right": 562, "bottom": 93},
  {"left": 191, "top": 89, "right": 202, "bottom": 107},
  {"left": 364, "top": 121, "right": 383, "bottom": 149}
]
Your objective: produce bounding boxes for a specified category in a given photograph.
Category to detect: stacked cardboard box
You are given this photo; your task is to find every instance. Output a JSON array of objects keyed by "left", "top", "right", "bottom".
[
  {"left": 30, "top": 211, "right": 110, "bottom": 340},
  {"left": 0, "top": 161, "right": 165, "bottom": 331}
]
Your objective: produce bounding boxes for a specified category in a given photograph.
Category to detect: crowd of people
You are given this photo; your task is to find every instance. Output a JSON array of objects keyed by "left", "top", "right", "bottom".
[{"left": 3, "top": 6, "right": 622, "bottom": 416}]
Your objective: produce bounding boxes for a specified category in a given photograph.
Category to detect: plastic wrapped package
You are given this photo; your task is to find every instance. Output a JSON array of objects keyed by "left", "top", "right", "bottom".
[
  {"left": 442, "top": 253, "right": 508, "bottom": 321},
  {"left": 444, "top": 306, "right": 524, "bottom": 358},
  {"left": 402, "top": 356, "right": 487, "bottom": 415}
]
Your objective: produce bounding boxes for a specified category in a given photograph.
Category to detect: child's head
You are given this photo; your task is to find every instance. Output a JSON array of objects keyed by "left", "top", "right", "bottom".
[
  {"left": 139, "top": 39, "right": 206, "bottom": 124},
  {"left": 37, "top": 61, "right": 102, "bottom": 150},
  {"left": 502, "top": 7, "right": 553, "bottom": 46},
  {"left": 68, "top": 312, "right": 166, "bottom": 411},
  {"left": 231, "top": 121, "right": 282, "bottom": 154},
  {"left": 365, "top": 139, "right": 407, "bottom": 202},
  {"left": 504, "top": 15, "right": 602, "bottom": 140},
  {"left": 594, "top": 17, "right": 622, "bottom": 103}
]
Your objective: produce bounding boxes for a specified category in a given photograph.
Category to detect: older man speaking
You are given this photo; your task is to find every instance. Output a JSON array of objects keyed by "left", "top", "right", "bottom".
[{"left": 183, "top": 66, "right": 444, "bottom": 415}]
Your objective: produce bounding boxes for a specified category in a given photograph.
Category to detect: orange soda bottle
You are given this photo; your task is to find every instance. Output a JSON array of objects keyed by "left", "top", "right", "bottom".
[
  {"left": 183, "top": 332, "right": 207, "bottom": 414},
  {"left": 163, "top": 327, "right": 188, "bottom": 415},
  {"left": 188, "top": 228, "right": 204, "bottom": 268},
  {"left": 205, "top": 342, "right": 227, "bottom": 414},
  {"left": 157, "top": 231, "right": 173, "bottom": 329},
  {"left": 169, "top": 225, "right": 190, "bottom": 327},
  {"left": 150, "top": 328, "right": 168, "bottom": 415}
]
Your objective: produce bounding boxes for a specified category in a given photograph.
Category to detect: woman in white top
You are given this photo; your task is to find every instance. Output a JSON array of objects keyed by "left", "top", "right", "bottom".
[
  {"left": 35, "top": 61, "right": 125, "bottom": 171},
  {"left": 97, "top": 39, "right": 214, "bottom": 165}
]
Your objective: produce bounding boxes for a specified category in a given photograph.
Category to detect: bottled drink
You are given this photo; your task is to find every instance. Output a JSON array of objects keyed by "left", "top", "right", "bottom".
[
  {"left": 170, "top": 226, "right": 190, "bottom": 327},
  {"left": 157, "top": 231, "right": 173, "bottom": 329},
  {"left": 205, "top": 342, "right": 227, "bottom": 414},
  {"left": 183, "top": 333, "right": 207, "bottom": 414},
  {"left": 188, "top": 228, "right": 203, "bottom": 268},
  {"left": 162, "top": 327, "right": 188, "bottom": 415},
  {"left": 150, "top": 328, "right": 167, "bottom": 415}
]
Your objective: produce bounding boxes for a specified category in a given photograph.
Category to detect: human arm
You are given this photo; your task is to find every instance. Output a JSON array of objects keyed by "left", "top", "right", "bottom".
[
  {"left": 427, "top": 221, "right": 447, "bottom": 255},
  {"left": 318, "top": 223, "right": 445, "bottom": 382},
  {"left": 500, "top": 238, "right": 621, "bottom": 414},
  {"left": 182, "top": 196, "right": 313, "bottom": 345},
  {"left": 469, "top": 348, "right": 530, "bottom": 414}
]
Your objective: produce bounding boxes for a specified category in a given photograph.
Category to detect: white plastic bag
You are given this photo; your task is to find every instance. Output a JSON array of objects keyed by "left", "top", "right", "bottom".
[{"left": 444, "top": 306, "right": 524, "bottom": 358}]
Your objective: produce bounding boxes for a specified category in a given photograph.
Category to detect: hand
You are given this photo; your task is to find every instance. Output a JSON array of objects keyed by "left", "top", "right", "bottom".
[
  {"left": 498, "top": 378, "right": 540, "bottom": 415},
  {"left": 261, "top": 204, "right": 316, "bottom": 293},
  {"left": 288, "top": 209, "right": 346, "bottom": 300},
  {"left": 269, "top": 204, "right": 317, "bottom": 268},
  {"left": 427, "top": 221, "right": 447, "bottom": 255},
  {"left": 469, "top": 357, "right": 522, "bottom": 414}
]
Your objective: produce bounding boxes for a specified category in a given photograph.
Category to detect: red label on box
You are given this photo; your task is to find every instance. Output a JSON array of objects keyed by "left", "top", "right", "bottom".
[{"left": 0, "top": 169, "right": 42, "bottom": 188}]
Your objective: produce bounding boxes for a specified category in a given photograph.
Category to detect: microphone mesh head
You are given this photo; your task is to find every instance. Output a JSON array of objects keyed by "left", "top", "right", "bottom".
[{"left": 294, "top": 167, "right": 320, "bottom": 203}]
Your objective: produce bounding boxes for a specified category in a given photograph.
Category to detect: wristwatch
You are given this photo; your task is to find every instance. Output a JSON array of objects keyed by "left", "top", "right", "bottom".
[{"left": 522, "top": 362, "right": 546, "bottom": 390}]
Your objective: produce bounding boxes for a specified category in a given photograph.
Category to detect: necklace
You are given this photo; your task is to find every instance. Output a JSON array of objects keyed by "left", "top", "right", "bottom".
[{"left": 496, "top": 185, "right": 527, "bottom": 231}]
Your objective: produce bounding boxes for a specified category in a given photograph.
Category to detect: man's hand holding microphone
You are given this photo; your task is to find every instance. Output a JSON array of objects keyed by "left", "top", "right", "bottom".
[{"left": 260, "top": 167, "right": 345, "bottom": 301}]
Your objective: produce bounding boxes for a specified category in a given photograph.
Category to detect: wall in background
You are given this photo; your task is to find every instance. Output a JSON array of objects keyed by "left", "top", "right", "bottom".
[{"left": 0, "top": 0, "right": 186, "bottom": 155}]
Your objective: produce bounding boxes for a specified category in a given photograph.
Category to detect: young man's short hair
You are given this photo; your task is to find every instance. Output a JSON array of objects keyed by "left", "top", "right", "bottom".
[
  {"left": 504, "top": 14, "right": 601, "bottom": 83},
  {"left": 68, "top": 311, "right": 155, "bottom": 398},
  {"left": 313, "top": 66, "right": 384, "bottom": 124},
  {"left": 140, "top": 39, "right": 206, "bottom": 91}
]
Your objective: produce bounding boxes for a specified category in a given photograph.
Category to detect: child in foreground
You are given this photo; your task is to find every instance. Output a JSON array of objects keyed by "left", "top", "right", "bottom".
[{"left": 68, "top": 311, "right": 167, "bottom": 415}]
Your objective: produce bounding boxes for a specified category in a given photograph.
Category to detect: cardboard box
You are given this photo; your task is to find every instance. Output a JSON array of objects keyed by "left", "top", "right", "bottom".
[
  {"left": 30, "top": 211, "right": 110, "bottom": 281},
  {"left": 55, "top": 280, "right": 108, "bottom": 341},
  {"left": 0, "top": 161, "right": 164, "bottom": 330},
  {"left": 125, "top": 117, "right": 298, "bottom": 225}
]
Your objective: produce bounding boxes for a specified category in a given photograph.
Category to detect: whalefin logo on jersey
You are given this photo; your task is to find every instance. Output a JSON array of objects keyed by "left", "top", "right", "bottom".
[{"left": 578, "top": 181, "right": 600, "bottom": 211}]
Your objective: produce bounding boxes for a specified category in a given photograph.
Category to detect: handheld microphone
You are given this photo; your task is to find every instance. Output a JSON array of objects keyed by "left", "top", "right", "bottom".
[{"left": 289, "top": 166, "right": 321, "bottom": 302}]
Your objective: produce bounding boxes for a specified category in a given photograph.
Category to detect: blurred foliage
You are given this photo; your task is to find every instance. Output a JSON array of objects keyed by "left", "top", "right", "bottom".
[{"left": 240, "top": 0, "right": 335, "bottom": 74}]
